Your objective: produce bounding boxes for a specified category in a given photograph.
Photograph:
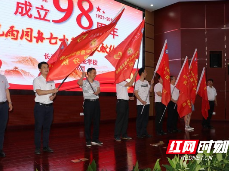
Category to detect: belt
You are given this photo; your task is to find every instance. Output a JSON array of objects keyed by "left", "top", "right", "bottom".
[
  {"left": 0, "top": 101, "right": 6, "bottom": 104},
  {"left": 117, "top": 99, "right": 129, "bottom": 102},
  {"left": 36, "top": 102, "right": 53, "bottom": 107},
  {"left": 84, "top": 99, "right": 99, "bottom": 102}
]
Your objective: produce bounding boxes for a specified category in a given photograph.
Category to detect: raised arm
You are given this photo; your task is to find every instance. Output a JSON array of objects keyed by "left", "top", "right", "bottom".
[
  {"left": 77, "top": 72, "right": 86, "bottom": 86},
  {"left": 125, "top": 71, "right": 138, "bottom": 87}
]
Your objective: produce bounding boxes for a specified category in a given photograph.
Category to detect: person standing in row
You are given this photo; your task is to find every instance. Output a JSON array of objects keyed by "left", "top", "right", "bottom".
[
  {"left": 0, "top": 60, "right": 13, "bottom": 158},
  {"left": 78, "top": 68, "right": 102, "bottom": 147},
  {"left": 154, "top": 75, "right": 167, "bottom": 135},
  {"left": 114, "top": 71, "right": 138, "bottom": 141},
  {"left": 33, "top": 62, "right": 58, "bottom": 155},
  {"left": 134, "top": 68, "right": 153, "bottom": 138},
  {"left": 202, "top": 79, "right": 217, "bottom": 129},
  {"left": 167, "top": 76, "right": 181, "bottom": 133}
]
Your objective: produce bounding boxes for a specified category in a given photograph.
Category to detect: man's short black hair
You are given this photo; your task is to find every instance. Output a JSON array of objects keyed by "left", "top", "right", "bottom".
[
  {"left": 170, "top": 76, "right": 175, "bottom": 81},
  {"left": 87, "top": 68, "right": 96, "bottom": 74},
  {"left": 207, "top": 78, "right": 213, "bottom": 82},
  {"left": 158, "top": 75, "right": 161, "bottom": 80},
  {"left": 138, "top": 68, "right": 145, "bottom": 76},
  {"left": 38, "top": 62, "right": 48, "bottom": 69}
]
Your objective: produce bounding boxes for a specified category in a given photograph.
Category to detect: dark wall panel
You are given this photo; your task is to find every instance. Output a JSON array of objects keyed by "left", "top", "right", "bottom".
[
  {"left": 155, "top": 3, "right": 180, "bottom": 35},
  {"left": 155, "top": 1, "right": 228, "bottom": 121},
  {"left": 180, "top": 2, "right": 205, "bottom": 28},
  {"left": 225, "top": 1, "right": 229, "bottom": 28},
  {"left": 181, "top": 29, "right": 206, "bottom": 76},
  {"left": 206, "top": 2, "right": 224, "bottom": 28},
  {"left": 206, "top": 29, "right": 225, "bottom": 120}
]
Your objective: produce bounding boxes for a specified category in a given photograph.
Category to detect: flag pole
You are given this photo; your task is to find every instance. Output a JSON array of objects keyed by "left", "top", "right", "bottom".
[
  {"left": 189, "top": 48, "right": 197, "bottom": 69},
  {"left": 132, "top": 55, "right": 140, "bottom": 97},
  {"left": 79, "top": 65, "right": 96, "bottom": 93},
  {"left": 51, "top": 74, "right": 70, "bottom": 96},
  {"left": 196, "top": 67, "right": 205, "bottom": 94},
  {"left": 159, "top": 87, "right": 176, "bottom": 123},
  {"left": 159, "top": 56, "right": 189, "bottom": 122},
  {"left": 57, "top": 74, "right": 70, "bottom": 89},
  {"left": 131, "top": 19, "right": 145, "bottom": 96},
  {"left": 140, "top": 39, "right": 167, "bottom": 115},
  {"left": 140, "top": 71, "right": 156, "bottom": 115}
]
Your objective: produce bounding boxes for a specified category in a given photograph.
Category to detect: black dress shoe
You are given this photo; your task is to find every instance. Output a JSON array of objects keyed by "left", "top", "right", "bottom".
[
  {"left": 0, "top": 151, "right": 5, "bottom": 157},
  {"left": 35, "top": 148, "right": 41, "bottom": 155},
  {"left": 43, "top": 147, "right": 53, "bottom": 153}
]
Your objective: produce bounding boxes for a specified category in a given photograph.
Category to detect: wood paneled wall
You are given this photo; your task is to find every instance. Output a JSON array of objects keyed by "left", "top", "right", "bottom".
[
  {"left": 144, "top": 10, "right": 154, "bottom": 116},
  {"left": 155, "top": 1, "right": 229, "bottom": 121}
]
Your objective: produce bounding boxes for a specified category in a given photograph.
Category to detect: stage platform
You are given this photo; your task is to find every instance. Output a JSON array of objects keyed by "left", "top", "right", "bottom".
[{"left": 0, "top": 119, "right": 227, "bottom": 171}]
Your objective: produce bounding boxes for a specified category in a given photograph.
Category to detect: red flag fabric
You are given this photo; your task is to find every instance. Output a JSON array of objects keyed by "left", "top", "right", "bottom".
[
  {"left": 47, "top": 39, "right": 68, "bottom": 65},
  {"left": 189, "top": 49, "right": 198, "bottom": 104},
  {"left": 46, "top": 8, "right": 125, "bottom": 81},
  {"left": 155, "top": 40, "right": 171, "bottom": 106},
  {"left": 105, "top": 20, "right": 145, "bottom": 83},
  {"left": 196, "top": 67, "right": 209, "bottom": 119},
  {"left": 175, "top": 57, "right": 192, "bottom": 118}
]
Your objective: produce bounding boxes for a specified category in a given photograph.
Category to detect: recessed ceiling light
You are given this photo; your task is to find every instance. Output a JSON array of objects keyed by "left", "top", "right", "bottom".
[{"left": 150, "top": 4, "right": 153, "bottom": 6}]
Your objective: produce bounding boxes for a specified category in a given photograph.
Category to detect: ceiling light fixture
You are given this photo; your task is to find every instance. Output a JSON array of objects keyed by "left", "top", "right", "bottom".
[{"left": 150, "top": 4, "right": 153, "bottom": 6}]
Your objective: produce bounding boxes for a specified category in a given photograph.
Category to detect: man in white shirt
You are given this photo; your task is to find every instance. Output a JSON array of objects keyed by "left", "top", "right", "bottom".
[
  {"left": 0, "top": 60, "right": 13, "bottom": 158},
  {"left": 154, "top": 75, "right": 167, "bottom": 135},
  {"left": 167, "top": 76, "right": 181, "bottom": 133},
  {"left": 134, "top": 68, "right": 153, "bottom": 138},
  {"left": 33, "top": 62, "right": 58, "bottom": 155},
  {"left": 114, "top": 71, "right": 138, "bottom": 141},
  {"left": 78, "top": 68, "right": 102, "bottom": 147},
  {"left": 202, "top": 78, "right": 217, "bottom": 129}
]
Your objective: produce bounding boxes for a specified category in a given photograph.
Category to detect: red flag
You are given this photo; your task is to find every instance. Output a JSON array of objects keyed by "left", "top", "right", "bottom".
[
  {"left": 196, "top": 67, "right": 209, "bottom": 119},
  {"left": 47, "top": 39, "right": 68, "bottom": 65},
  {"left": 175, "top": 57, "right": 192, "bottom": 117},
  {"left": 105, "top": 20, "right": 145, "bottom": 83},
  {"left": 46, "top": 8, "right": 125, "bottom": 81},
  {"left": 155, "top": 40, "right": 171, "bottom": 106},
  {"left": 189, "top": 49, "right": 198, "bottom": 104}
]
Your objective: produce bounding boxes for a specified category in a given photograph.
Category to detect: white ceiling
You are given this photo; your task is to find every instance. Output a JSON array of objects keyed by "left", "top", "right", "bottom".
[{"left": 124, "top": 0, "right": 223, "bottom": 11}]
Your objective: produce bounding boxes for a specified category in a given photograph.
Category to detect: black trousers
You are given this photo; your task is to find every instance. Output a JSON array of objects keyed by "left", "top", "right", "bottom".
[
  {"left": 202, "top": 101, "right": 215, "bottom": 126},
  {"left": 114, "top": 100, "right": 129, "bottom": 138},
  {"left": 0, "top": 102, "right": 8, "bottom": 150},
  {"left": 155, "top": 102, "right": 166, "bottom": 133},
  {"left": 167, "top": 101, "right": 179, "bottom": 131},
  {"left": 136, "top": 105, "right": 149, "bottom": 136},
  {"left": 34, "top": 103, "right": 53, "bottom": 149},
  {"left": 83, "top": 100, "right": 100, "bottom": 142}
]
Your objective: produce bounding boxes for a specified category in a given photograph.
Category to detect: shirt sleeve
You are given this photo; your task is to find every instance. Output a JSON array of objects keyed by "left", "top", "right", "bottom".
[
  {"left": 119, "top": 81, "right": 127, "bottom": 87},
  {"left": 154, "top": 84, "right": 160, "bottom": 93},
  {"left": 135, "top": 81, "right": 140, "bottom": 91},
  {"left": 33, "top": 78, "right": 41, "bottom": 92},
  {"left": 214, "top": 88, "right": 217, "bottom": 96},
  {"left": 82, "top": 80, "right": 86, "bottom": 88},
  {"left": 96, "top": 81, "right": 100, "bottom": 87},
  {"left": 4, "top": 76, "right": 9, "bottom": 89}
]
